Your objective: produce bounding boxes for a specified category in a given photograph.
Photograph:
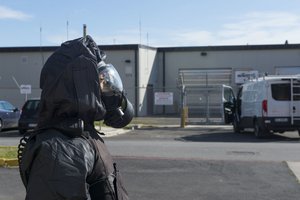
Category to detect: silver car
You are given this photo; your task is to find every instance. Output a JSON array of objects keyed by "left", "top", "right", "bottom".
[{"left": 0, "top": 100, "right": 20, "bottom": 132}]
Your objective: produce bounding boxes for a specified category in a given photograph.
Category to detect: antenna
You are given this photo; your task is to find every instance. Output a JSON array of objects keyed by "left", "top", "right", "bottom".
[
  {"left": 83, "top": 24, "right": 87, "bottom": 41},
  {"left": 147, "top": 32, "right": 149, "bottom": 46},
  {"left": 66, "top": 20, "right": 69, "bottom": 40},
  {"left": 39, "top": 26, "right": 42, "bottom": 46},
  {"left": 39, "top": 26, "right": 45, "bottom": 65},
  {"left": 139, "top": 17, "right": 142, "bottom": 44}
]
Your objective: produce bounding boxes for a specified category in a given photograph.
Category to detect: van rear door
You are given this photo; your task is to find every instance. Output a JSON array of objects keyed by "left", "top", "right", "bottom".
[{"left": 269, "top": 80, "right": 300, "bottom": 123}]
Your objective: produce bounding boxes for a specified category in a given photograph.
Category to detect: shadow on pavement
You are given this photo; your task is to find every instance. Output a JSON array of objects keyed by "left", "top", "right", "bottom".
[
  {"left": 179, "top": 131, "right": 300, "bottom": 143},
  {"left": 129, "top": 125, "right": 300, "bottom": 143}
]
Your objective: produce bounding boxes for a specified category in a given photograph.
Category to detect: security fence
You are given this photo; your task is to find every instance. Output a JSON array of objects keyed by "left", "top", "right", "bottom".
[
  {"left": 134, "top": 69, "right": 233, "bottom": 124},
  {"left": 137, "top": 85, "right": 230, "bottom": 125},
  {"left": 177, "top": 68, "right": 233, "bottom": 124}
]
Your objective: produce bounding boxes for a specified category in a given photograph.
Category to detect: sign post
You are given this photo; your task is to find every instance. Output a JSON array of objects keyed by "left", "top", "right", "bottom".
[{"left": 20, "top": 84, "right": 32, "bottom": 101}]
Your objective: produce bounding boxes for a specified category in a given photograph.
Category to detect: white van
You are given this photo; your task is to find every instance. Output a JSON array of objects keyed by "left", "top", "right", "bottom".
[{"left": 228, "top": 75, "right": 300, "bottom": 138}]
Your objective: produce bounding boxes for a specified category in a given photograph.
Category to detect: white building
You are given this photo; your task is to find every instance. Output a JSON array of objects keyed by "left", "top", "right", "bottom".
[{"left": 1, "top": 43, "right": 300, "bottom": 117}]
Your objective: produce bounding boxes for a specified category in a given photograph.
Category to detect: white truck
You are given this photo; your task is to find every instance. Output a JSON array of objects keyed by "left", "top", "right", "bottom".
[{"left": 228, "top": 75, "right": 300, "bottom": 138}]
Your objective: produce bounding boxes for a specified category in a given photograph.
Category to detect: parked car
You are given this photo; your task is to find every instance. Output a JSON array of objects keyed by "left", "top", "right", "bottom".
[
  {"left": 18, "top": 99, "right": 40, "bottom": 134},
  {"left": 0, "top": 100, "right": 20, "bottom": 132},
  {"left": 225, "top": 75, "right": 300, "bottom": 138}
]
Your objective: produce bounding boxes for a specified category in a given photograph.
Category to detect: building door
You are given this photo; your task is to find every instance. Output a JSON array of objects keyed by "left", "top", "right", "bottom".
[{"left": 146, "top": 84, "right": 154, "bottom": 115}]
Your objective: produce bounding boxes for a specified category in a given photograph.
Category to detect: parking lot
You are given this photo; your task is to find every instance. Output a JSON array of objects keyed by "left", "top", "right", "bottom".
[{"left": 1, "top": 119, "right": 300, "bottom": 200}]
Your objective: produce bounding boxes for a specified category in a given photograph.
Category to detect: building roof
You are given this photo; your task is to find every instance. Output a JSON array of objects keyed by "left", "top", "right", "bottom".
[
  {"left": 0, "top": 44, "right": 141, "bottom": 53},
  {"left": 0, "top": 43, "right": 300, "bottom": 53},
  {"left": 158, "top": 43, "right": 300, "bottom": 52}
]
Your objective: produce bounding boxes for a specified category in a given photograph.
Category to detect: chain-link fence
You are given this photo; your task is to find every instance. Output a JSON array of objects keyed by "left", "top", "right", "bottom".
[{"left": 137, "top": 85, "right": 228, "bottom": 125}]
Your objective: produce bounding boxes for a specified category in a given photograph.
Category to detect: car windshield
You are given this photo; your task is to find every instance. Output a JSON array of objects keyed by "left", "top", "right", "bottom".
[{"left": 0, "top": 101, "right": 15, "bottom": 110}]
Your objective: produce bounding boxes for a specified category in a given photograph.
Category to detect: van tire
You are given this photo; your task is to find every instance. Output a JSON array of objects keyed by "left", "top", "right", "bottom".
[{"left": 254, "top": 120, "right": 270, "bottom": 138}]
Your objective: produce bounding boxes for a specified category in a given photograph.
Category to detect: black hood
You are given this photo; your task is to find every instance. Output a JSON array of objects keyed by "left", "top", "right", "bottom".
[{"left": 38, "top": 36, "right": 106, "bottom": 131}]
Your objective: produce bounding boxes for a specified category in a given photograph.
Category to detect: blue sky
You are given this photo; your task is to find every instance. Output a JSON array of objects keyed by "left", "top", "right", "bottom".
[{"left": 1, "top": 0, "right": 300, "bottom": 47}]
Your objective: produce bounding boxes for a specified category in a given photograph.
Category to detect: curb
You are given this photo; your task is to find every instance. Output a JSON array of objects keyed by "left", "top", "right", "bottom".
[
  {"left": 0, "top": 158, "right": 18, "bottom": 168},
  {"left": 286, "top": 161, "right": 300, "bottom": 183},
  {"left": 95, "top": 126, "right": 131, "bottom": 137}
]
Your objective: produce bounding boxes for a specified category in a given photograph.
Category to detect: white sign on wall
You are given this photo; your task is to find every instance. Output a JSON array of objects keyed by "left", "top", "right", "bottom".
[
  {"left": 154, "top": 92, "right": 173, "bottom": 105},
  {"left": 235, "top": 70, "right": 258, "bottom": 84},
  {"left": 20, "top": 84, "right": 32, "bottom": 94}
]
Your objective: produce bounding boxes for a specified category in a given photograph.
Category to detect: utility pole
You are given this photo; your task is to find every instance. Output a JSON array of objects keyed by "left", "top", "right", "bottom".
[
  {"left": 66, "top": 20, "right": 69, "bottom": 40},
  {"left": 83, "top": 24, "right": 87, "bottom": 40}
]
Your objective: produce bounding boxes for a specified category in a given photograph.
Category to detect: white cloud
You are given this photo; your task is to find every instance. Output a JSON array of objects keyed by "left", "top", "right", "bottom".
[
  {"left": 155, "top": 11, "right": 300, "bottom": 46},
  {"left": 216, "top": 11, "right": 300, "bottom": 45},
  {"left": 42, "top": 11, "right": 300, "bottom": 47},
  {"left": 0, "top": 5, "right": 32, "bottom": 20}
]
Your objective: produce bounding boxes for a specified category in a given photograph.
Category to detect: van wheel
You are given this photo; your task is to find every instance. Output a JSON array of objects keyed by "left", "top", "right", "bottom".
[{"left": 254, "top": 120, "right": 269, "bottom": 138}]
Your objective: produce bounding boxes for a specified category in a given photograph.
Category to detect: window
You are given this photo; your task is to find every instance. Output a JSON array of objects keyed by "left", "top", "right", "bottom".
[
  {"left": 271, "top": 83, "right": 300, "bottom": 101},
  {"left": 224, "top": 87, "right": 235, "bottom": 103},
  {"left": 25, "top": 100, "right": 39, "bottom": 110}
]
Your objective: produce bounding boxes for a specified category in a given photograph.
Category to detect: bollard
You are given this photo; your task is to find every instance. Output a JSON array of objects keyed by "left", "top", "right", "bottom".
[{"left": 180, "top": 106, "right": 188, "bottom": 128}]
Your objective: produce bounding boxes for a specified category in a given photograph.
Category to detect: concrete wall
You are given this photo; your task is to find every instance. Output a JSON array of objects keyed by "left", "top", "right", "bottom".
[
  {"left": 0, "top": 51, "right": 52, "bottom": 108},
  {"left": 102, "top": 49, "right": 137, "bottom": 112},
  {"left": 137, "top": 46, "right": 158, "bottom": 116}
]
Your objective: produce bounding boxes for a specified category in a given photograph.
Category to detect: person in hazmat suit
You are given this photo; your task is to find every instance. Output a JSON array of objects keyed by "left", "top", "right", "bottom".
[{"left": 18, "top": 35, "right": 133, "bottom": 200}]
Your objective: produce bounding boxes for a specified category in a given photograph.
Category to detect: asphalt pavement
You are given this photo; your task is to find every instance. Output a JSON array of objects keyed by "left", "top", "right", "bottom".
[
  {"left": 1, "top": 117, "right": 300, "bottom": 181},
  {"left": 0, "top": 117, "right": 300, "bottom": 200}
]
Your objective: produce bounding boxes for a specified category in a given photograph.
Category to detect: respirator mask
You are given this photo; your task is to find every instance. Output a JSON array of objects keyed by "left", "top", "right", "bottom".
[{"left": 97, "top": 61, "right": 134, "bottom": 128}]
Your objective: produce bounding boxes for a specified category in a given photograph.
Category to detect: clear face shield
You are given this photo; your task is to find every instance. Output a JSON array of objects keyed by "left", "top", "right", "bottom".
[
  {"left": 97, "top": 61, "right": 134, "bottom": 128},
  {"left": 97, "top": 62, "right": 123, "bottom": 96}
]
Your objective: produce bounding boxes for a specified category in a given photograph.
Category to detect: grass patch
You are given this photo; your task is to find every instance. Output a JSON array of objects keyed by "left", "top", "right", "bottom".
[{"left": 0, "top": 146, "right": 18, "bottom": 159}]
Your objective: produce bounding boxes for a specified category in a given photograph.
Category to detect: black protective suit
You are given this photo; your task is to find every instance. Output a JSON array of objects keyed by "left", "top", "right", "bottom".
[{"left": 18, "top": 36, "right": 129, "bottom": 200}]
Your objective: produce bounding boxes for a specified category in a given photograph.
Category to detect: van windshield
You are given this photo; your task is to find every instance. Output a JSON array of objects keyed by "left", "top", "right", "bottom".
[{"left": 271, "top": 83, "right": 300, "bottom": 101}]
